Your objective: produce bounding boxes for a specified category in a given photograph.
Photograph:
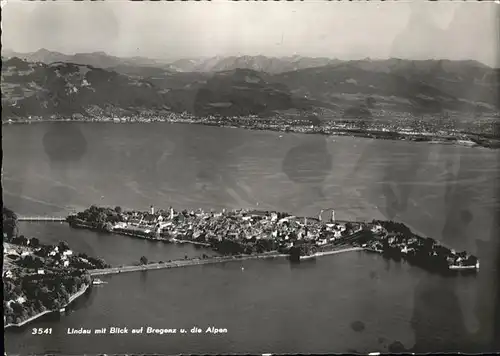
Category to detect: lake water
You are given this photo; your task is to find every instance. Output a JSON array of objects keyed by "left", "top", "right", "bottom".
[{"left": 3, "top": 122, "right": 499, "bottom": 354}]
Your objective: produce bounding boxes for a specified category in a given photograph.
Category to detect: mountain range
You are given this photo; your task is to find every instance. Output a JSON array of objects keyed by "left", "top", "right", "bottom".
[
  {"left": 2, "top": 49, "right": 171, "bottom": 70},
  {"left": 2, "top": 49, "right": 499, "bottom": 121},
  {"left": 2, "top": 49, "right": 344, "bottom": 73},
  {"left": 167, "top": 55, "right": 345, "bottom": 74}
]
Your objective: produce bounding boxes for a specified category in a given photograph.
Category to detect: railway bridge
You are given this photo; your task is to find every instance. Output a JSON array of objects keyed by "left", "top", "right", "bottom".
[{"left": 17, "top": 216, "right": 68, "bottom": 222}]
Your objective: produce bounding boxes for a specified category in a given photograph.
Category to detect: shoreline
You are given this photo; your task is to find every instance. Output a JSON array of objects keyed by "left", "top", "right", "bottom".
[
  {"left": 70, "top": 222, "right": 211, "bottom": 246},
  {"left": 4, "top": 283, "right": 90, "bottom": 330},
  {"left": 89, "top": 247, "right": 365, "bottom": 276},
  {"left": 3, "top": 119, "right": 498, "bottom": 149}
]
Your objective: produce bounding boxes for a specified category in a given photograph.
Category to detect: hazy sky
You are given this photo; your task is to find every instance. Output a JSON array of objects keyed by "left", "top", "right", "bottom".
[{"left": 2, "top": 1, "right": 499, "bottom": 67}]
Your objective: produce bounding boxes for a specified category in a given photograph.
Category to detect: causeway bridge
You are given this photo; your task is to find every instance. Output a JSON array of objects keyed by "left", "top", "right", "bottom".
[
  {"left": 17, "top": 216, "right": 68, "bottom": 222},
  {"left": 88, "top": 247, "right": 365, "bottom": 277},
  {"left": 89, "top": 253, "right": 288, "bottom": 276}
]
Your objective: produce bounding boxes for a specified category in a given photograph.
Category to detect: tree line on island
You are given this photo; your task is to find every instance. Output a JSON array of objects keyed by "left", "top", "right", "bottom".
[
  {"left": 67, "top": 205, "right": 123, "bottom": 232},
  {"left": 357, "top": 220, "right": 479, "bottom": 274}
]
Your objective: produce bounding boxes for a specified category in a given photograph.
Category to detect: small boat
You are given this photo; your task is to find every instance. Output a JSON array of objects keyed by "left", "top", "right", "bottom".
[
  {"left": 299, "top": 254, "right": 316, "bottom": 261},
  {"left": 449, "top": 262, "right": 479, "bottom": 270},
  {"left": 92, "top": 278, "right": 107, "bottom": 285}
]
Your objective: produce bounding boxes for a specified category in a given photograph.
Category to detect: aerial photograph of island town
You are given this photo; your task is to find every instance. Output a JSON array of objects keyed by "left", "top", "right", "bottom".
[{"left": 2, "top": 1, "right": 499, "bottom": 355}]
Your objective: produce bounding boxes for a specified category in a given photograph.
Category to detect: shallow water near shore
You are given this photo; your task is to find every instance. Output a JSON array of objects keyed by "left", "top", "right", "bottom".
[{"left": 3, "top": 122, "right": 499, "bottom": 353}]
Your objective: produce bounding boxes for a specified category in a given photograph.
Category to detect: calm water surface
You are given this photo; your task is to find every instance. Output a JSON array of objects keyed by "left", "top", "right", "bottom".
[{"left": 3, "top": 122, "right": 499, "bottom": 354}]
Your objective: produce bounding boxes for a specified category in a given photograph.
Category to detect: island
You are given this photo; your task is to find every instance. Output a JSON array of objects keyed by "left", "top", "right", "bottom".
[
  {"left": 3, "top": 208, "right": 110, "bottom": 329},
  {"left": 68, "top": 205, "right": 479, "bottom": 275}
]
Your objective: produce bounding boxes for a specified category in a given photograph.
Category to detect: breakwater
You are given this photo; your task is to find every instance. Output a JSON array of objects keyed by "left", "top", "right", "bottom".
[
  {"left": 308, "top": 247, "right": 364, "bottom": 258},
  {"left": 4, "top": 283, "right": 90, "bottom": 330}
]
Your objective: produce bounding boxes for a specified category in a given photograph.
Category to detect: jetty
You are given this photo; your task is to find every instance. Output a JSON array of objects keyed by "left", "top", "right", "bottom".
[{"left": 305, "top": 247, "right": 364, "bottom": 258}]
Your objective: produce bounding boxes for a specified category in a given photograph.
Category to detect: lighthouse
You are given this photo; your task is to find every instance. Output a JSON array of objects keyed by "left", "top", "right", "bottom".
[
  {"left": 170, "top": 207, "right": 174, "bottom": 220},
  {"left": 150, "top": 205, "right": 155, "bottom": 215},
  {"left": 331, "top": 210, "right": 336, "bottom": 223}
]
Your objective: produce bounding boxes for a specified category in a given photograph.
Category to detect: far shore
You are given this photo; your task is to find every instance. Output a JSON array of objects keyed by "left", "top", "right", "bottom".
[
  {"left": 3, "top": 118, "right": 498, "bottom": 149},
  {"left": 4, "top": 283, "right": 90, "bottom": 330}
]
